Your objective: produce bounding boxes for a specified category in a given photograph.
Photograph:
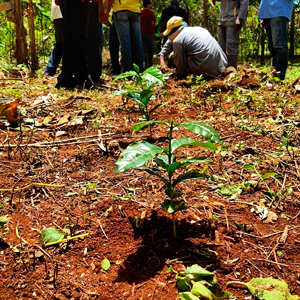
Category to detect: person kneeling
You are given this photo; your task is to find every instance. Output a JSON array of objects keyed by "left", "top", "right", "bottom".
[{"left": 158, "top": 16, "right": 228, "bottom": 79}]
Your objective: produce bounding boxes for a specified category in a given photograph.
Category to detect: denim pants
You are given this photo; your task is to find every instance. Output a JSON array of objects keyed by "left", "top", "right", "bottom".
[
  {"left": 263, "top": 17, "right": 289, "bottom": 80},
  {"left": 45, "top": 18, "right": 64, "bottom": 76},
  {"left": 114, "top": 10, "right": 144, "bottom": 72}
]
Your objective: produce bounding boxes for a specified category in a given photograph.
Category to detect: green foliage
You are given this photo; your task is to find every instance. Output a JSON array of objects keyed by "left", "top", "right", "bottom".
[
  {"left": 112, "top": 65, "right": 166, "bottom": 122},
  {"left": 168, "top": 264, "right": 231, "bottom": 300},
  {"left": 39, "top": 227, "right": 64, "bottom": 244},
  {"left": 101, "top": 258, "right": 111, "bottom": 271},
  {"left": 116, "top": 119, "right": 220, "bottom": 236},
  {"left": 227, "top": 277, "right": 300, "bottom": 300}
]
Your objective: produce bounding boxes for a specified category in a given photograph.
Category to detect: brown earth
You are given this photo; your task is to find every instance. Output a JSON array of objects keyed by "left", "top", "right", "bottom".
[{"left": 0, "top": 66, "right": 300, "bottom": 300}]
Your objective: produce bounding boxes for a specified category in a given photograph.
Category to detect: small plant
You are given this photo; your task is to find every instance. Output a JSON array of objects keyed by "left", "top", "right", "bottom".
[
  {"left": 166, "top": 264, "right": 230, "bottom": 299},
  {"left": 115, "top": 119, "right": 220, "bottom": 237},
  {"left": 112, "top": 64, "right": 166, "bottom": 122}
]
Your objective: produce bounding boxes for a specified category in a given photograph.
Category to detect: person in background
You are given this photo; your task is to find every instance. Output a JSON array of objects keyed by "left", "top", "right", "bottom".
[
  {"left": 159, "top": 0, "right": 188, "bottom": 45},
  {"left": 140, "top": 0, "right": 157, "bottom": 69},
  {"left": 109, "top": 14, "right": 121, "bottom": 75},
  {"left": 215, "top": 0, "right": 249, "bottom": 69},
  {"left": 86, "top": 0, "right": 105, "bottom": 85},
  {"left": 258, "top": 0, "right": 294, "bottom": 80},
  {"left": 158, "top": 16, "right": 228, "bottom": 78},
  {"left": 112, "top": 0, "right": 144, "bottom": 72},
  {"left": 44, "top": 0, "right": 63, "bottom": 77}
]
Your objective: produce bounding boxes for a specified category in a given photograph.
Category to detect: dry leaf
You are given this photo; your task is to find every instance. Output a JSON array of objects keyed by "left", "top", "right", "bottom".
[
  {"left": 0, "top": 99, "right": 20, "bottom": 123},
  {"left": 265, "top": 210, "right": 278, "bottom": 223}
]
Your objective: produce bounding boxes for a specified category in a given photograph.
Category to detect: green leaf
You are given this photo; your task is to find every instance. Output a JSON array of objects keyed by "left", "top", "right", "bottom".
[
  {"left": 140, "top": 89, "right": 153, "bottom": 106},
  {"left": 228, "top": 277, "right": 300, "bottom": 300},
  {"left": 154, "top": 156, "right": 170, "bottom": 170},
  {"left": 191, "top": 282, "right": 213, "bottom": 299},
  {"left": 262, "top": 173, "right": 278, "bottom": 180},
  {"left": 179, "top": 292, "right": 200, "bottom": 300},
  {"left": 101, "top": 258, "right": 111, "bottom": 271},
  {"left": 171, "top": 137, "right": 218, "bottom": 153},
  {"left": 141, "top": 66, "right": 165, "bottom": 86},
  {"left": 116, "top": 141, "right": 163, "bottom": 172},
  {"left": 161, "top": 200, "right": 190, "bottom": 213},
  {"left": 149, "top": 102, "right": 166, "bottom": 115},
  {"left": 165, "top": 188, "right": 183, "bottom": 199},
  {"left": 177, "top": 275, "right": 192, "bottom": 291},
  {"left": 172, "top": 172, "right": 205, "bottom": 187},
  {"left": 133, "top": 64, "right": 140, "bottom": 73},
  {"left": 131, "top": 120, "right": 169, "bottom": 132},
  {"left": 0, "top": 215, "right": 8, "bottom": 228},
  {"left": 113, "top": 71, "right": 137, "bottom": 81},
  {"left": 242, "top": 164, "right": 255, "bottom": 170},
  {"left": 179, "top": 122, "right": 221, "bottom": 143},
  {"left": 185, "top": 265, "right": 214, "bottom": 277},
  {"left": 40, "top": 228, "right": 64, "bottom": 244},
  {"left": 142, "top": 167, "right": 169, "bottom": 185}
]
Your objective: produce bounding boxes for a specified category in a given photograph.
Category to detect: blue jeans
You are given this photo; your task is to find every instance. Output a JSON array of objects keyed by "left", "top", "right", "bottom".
[
  {"left": 263, "top": 17, "right": 289, "bottom": 80},
  {"left": 45, "top": 18, "right": 64, "bottom": 76},
  {"left": 114, "top": 10, "right": 143, "bottom": 72}
]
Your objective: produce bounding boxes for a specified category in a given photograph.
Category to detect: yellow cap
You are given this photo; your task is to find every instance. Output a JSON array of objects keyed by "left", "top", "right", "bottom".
[{"left": 163, "top": 16, "right": 183, "bottom": 36}]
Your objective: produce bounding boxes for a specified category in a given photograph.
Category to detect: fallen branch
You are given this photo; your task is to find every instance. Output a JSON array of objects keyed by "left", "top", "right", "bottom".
[
  {"left": 0, "top": 182, "right": 64, "bottom": 192},
  {"left": 44, "top": 232, "right": 90, "bottom": 247}
]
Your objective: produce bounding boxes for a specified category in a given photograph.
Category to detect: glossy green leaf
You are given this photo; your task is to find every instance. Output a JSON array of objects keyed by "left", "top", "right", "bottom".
[
  {"left": 149, "top": 102, "right": 166, "bottom": 114},
  {"left": 242, "top": 164, "right": 255, "bottom": 170},
  {"left": 179, "top": 122, "right": 221, "bottom": 143},
  {"left": 141, "top": 66, "right": 165, "bottom": 86},
  {"left": 161, "top": 200, "right": 190, "bottom": 213},
  {"left": 177, "top": 275, "right": 192, "bottom": 291},
  {"left": 172, "top": 172, "right": 205, "bottom": 187},
  {"left": 228, "top": 277, "right": 300, "bottom": 300},
  {"left": 191, "top": 282, "right": 213, "bottom": 299},
  {"left": 179, "top": 292, "right": 200, "bottom": 300},
  {"left": 185, "top": 265, "right": 214, "bottom": 277},
  {"left": 116, "top": 141, "right": 163, "bottom": 172},
  {"left": 101, "top": 258, "right": 111, "bottom": 271},
  {"left": 131, "top": 120, "right": 169, "bottom": 132},
  {"left": 40, "top": 228, "right": 64, "bottom": 244},
  {"left": 262, "top": 172, "right": 278, "bottom": 180},
  {"left": 171, "top": 137, "right": 218, "bottom": 153},
  {"left": 140, "top": 89, "right": 153, "bottom": 106},
  {"left": 113, "top": 71, "right": 137, "bottom": 81},
  {"left": 142, "top": 167, "right": 169, "bottom": 185}
]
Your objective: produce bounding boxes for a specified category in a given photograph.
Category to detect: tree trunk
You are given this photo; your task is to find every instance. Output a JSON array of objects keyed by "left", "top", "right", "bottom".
[
  {"left": 289, "top": 7, "right": 295, "bottom": 59},
  {"left": 13, "top": 0, "right": 28, "bottom": 64},
  {"left": 203, "top": 0, "right": 209, "bottom": 29},
  {"left": 28, "top": 0, "right": 39, "bottom": 69}
]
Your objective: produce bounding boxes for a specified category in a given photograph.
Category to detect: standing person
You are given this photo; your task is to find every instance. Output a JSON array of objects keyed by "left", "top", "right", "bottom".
[
  {"left": 159, "top": 0, "right": 189, "bottom": 42},
  {"left": 109, "top": 15, "right": 121, "bottom": 75},
  {"left": 112, "top": 0, "right": 144, "bottom": 72},
  {"left": 86, "top": 0, "right": 105, "bottom": 85},
  {"left": 258, "top": 0, "right": 294, "bottom": 80},
  {"left": 44, "top": 0, "right": 63, "bottom": 77},
  {"left": 56, "top": 0, "right": 90, "bottom": 89},
  {"left": 140, "top": 0, "right": 157, "bottom": 69},
  {"left": 215, "top": 0, "right": 249, "bottom": 69},
  {"left": 158, "top": 16, "right": 228, "bottom": 78}
]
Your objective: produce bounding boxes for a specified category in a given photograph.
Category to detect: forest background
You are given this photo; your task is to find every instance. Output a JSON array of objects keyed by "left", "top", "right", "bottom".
[{"left": 0, "top": 0, "right": 300, "bottom": 72}]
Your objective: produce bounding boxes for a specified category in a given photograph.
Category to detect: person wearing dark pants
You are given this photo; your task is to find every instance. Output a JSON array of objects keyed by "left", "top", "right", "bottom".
[
  {"left": 258, "top": 0, "right": 294, "bottom": 80},
  {"left": 56, "top": 0, "right": 89, "bottom": 88},
  {"left": 140, "top": 0, "right": 157, "bottom": 69},
  {"left": 86, "top": 1, "right": 105, "bottom": 84},
  {"left": 109, "top": 15, "right": 121, "bottom": 74},
  {"left": 44, "top": 0, "right": 63, "bottom": 77},
  {"left": 215, "top": 0, "right": 249, "bottom": 69}
]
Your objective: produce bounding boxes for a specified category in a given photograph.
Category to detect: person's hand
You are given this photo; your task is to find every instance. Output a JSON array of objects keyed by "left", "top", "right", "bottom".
[
  {"left": 235, "top": 17, "right": 242, "bottom": 30},
  {"left": 259, "top": 19, "right": 264, "bottom": 28}
]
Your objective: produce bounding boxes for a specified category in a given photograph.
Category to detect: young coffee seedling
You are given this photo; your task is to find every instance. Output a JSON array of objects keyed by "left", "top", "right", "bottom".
[
  {"left": 112, "top": 64, "right": 166, "bottom": 123},
  {"left": 116, "top": 120, "right": 220, "bottom": 237}
]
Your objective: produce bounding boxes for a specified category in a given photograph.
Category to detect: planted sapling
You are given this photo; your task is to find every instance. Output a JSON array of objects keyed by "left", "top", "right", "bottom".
[
  {"left": 112, "top": 64, "right": 166, "bottom": 124},
  {"left": 116, "top": 119, "right": 220, "bottom": 237}
]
